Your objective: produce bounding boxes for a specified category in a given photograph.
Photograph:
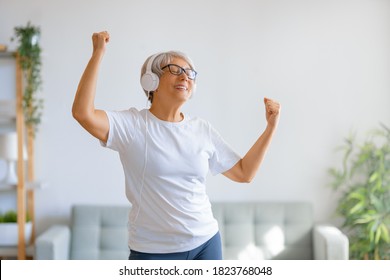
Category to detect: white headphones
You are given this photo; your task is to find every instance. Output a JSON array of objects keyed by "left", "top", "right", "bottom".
[{"left": 140, "top": 53, "right": 160, "bottom": 93}]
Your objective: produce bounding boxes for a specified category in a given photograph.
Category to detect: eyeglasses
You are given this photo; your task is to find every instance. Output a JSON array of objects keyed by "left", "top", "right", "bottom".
[{"left": 161, "top": 64, "right": 197, "bottom": 80}]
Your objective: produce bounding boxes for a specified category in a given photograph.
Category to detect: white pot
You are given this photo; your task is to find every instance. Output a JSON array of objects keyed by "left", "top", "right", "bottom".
[{"left": 0, "top": 222, "right": 32, "bottom": 246}]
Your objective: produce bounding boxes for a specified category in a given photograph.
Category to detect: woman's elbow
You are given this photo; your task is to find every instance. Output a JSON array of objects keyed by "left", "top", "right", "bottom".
[
  {"left": 72, "top": 107, "right": 83, "bottom": 122},
  {"left": 224, "top": 160, "right": 255, "bottom": 183},
  {"left": 235, "top": 161, "right": 255, "bottom": 183},
  {"left": 227, "top": 171, "right": 254, "bottom": 183},
  {"left": 71, "top": 106, "right": 78, "bottom": 120},
  {"left": 72, "top": 104, "right": 89, "bottom": 123},
  {"left": 237, "top": 175, "right": 253, "bottom": 184}
]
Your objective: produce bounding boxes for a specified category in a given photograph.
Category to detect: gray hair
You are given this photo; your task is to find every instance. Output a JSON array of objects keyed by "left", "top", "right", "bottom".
[{"left": 140, "top": 51, "right": 196, "bottom": 101}]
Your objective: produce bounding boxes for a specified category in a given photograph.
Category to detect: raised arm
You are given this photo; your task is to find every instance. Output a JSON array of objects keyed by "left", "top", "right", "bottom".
[
  {"left": 72, "top": 31, "right": 110, "bottom": 142},
  {"left": 223, "top": 97, "right": 281, "bottom": 183}
]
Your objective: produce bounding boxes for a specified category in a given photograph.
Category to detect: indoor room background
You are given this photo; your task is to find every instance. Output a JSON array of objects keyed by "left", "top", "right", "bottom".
[{"left": 0, "top": 0, "right": 389, "bottom": 235}]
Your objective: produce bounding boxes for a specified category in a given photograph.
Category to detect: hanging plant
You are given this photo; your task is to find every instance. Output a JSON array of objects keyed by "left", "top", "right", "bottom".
[{"left": 11, "top": 22, "right": 43, "bottom": 136}]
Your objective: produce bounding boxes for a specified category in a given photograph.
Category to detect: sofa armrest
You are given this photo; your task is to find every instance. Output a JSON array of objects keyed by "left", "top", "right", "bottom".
[
  {"left": 35, "top": 225, "right": 71, "bottom": 260},
  {"left": 313, "top": 224, "right": 349, "bottom": 260}
]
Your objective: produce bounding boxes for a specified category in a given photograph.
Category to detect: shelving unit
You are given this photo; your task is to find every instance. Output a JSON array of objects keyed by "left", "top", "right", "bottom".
[{"left": 0, "top": 51, "right": 37, "bottom": 259}]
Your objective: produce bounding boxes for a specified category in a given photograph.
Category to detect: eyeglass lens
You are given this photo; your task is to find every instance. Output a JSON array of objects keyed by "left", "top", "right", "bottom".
[{"left": 164, "top": 64, "right": 197, "bottom": 80}]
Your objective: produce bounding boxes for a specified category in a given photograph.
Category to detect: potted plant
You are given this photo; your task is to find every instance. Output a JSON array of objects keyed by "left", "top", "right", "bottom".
[
  {"left": 328, "top": 123, "right": 390, "bottom": 259},
  {"left": 0, "top": 210, "right": 32, "bottom": 246},
  {"left": 11, "top": 21, "right": 43, "bottom": 137}
]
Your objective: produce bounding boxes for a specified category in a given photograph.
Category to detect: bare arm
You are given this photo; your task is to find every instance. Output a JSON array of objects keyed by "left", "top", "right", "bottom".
[
  {"left": 72, "top": 31, "right": 110, "bottom": 142},
  {"left": 223, "top": 97, "right": 281, "bottom": 183}
]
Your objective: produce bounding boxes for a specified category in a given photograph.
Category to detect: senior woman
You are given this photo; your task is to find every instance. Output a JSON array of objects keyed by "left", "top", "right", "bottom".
[{"left": 72, "top": 31, "right": 281, "bottom": 260}]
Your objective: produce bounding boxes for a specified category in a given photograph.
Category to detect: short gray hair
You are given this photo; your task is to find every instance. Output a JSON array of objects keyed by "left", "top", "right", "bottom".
[{"left": 140, "top": 51, "right": 196, "bottom": 101}]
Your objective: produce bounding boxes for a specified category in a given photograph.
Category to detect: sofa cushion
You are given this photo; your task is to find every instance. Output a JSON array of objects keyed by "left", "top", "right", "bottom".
[
  {"left": 70, "top": 205, "right": 130, "bottom": 260},
  {"left": 212, "top": 201, "right": 313, "bottom": 260}
]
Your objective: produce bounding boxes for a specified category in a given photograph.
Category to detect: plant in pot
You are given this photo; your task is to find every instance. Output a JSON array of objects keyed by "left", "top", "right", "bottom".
[
  {"left": 11, "top": 21, "right": 43, "bottom": 137},
  {"left": 328, "top": 123, "right": 390, "bottom": 259},
  {"left": 0, "top": 210, "right": 32, "bottom": 246}
]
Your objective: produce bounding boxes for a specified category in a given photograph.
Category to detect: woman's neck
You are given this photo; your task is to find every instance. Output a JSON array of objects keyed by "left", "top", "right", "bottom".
[{"left": 149, "top": 103, "right": 184, "bottom": 122}]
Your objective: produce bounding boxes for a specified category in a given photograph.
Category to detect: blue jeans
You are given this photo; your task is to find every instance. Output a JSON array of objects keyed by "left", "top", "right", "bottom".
[{"left": 128, "top": 232, "right": 222, "bottom": 260}]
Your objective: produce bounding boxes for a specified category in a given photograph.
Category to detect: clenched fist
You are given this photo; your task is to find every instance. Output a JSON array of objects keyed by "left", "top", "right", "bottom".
[
  {"left": 264, "top": 97, "right": 281, "bottom": 128},
  {"left": 92, "top": 31, "right": 110, "bottom": 54}
]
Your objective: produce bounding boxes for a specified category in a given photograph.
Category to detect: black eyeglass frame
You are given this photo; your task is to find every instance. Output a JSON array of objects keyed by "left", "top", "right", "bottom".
[{"left": 161, "top": 64, "right": 198, "bottom": 80}]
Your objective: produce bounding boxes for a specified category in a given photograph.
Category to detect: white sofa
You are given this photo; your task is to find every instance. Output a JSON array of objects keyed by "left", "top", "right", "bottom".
[
  {"left": 212, "top": 201, "right": 348, "bottom": 260},
  {"left": 35, "top": 202, "right": 348, "bottom": 260}
]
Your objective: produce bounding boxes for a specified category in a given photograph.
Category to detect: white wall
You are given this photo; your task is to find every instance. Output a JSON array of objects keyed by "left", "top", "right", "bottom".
[{"left": 0, "top": 0, "right": 389, "bottom": 234}]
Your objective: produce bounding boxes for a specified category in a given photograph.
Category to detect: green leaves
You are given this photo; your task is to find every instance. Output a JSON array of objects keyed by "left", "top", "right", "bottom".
[
  {"left": 0, "top": 210, "right": 31, "bottom": 223},
  {"left": 12, "top": 22, "right": 43, "bottom": 136},
  {"left": 328, "top": 124, "right": 390, "bottom": 259},
  {"left": 380, "top": 223, "right": 390, "bottom": 243}
]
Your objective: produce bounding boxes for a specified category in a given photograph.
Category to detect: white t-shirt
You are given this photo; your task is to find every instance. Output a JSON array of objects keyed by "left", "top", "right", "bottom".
[{"left": 101, "top": 108, "right": 240, "bottom": 253}]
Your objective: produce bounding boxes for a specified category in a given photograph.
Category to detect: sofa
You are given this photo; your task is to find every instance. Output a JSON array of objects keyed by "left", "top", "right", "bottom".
[{"left": 35, "top": 202, "right": 349, "bottom": 260}]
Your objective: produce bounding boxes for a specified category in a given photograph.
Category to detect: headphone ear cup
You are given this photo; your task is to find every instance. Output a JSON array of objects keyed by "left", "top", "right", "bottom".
[
  {"left": 141, "top": 72, "right": 159, "bottom": 92},
  {"left": 141, "top": 53, "right": 161, "bottom": 94}
]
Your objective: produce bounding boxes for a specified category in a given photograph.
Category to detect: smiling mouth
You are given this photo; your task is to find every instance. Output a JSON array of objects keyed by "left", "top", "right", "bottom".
[{"left": 175, "top": 85, "right": 188, "bottom": 90}]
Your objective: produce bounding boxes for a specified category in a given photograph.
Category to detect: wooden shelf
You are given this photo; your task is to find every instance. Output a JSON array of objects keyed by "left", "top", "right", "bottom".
[
  {"left": 0, "top": 181, "right": 46, "bottom": 192},
  {"left": 0, "top": 52, "right": 36, "bottom": 260}
]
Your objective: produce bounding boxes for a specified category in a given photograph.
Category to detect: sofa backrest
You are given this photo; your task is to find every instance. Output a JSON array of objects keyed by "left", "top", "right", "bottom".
[
  {"left": 70, "top": 202, "right": 313, "bottom": 260},
  {"left": 70, "top": 205, "right": 130, "bottom": 260},
  {"left": 212, "top": 201, "right": 313, "bottom": 260}
]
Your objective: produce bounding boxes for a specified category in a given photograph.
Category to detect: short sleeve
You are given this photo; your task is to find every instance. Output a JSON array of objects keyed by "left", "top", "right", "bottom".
[
  {"left": 208, "top": 124, "right": 241, "bottom": 175},
  {"left": 100, "top": 108, "right": 141, "bottom": 151}
]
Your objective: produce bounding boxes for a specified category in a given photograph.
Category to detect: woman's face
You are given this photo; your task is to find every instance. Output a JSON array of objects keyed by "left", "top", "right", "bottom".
[{"left": 156, "top": 57, "right": 196, "bottom": 103}]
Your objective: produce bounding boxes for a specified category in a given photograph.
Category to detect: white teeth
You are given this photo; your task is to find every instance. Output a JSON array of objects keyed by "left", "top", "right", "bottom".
[{"left": 176, "top": 86, "right": 187, "bottom": 90}]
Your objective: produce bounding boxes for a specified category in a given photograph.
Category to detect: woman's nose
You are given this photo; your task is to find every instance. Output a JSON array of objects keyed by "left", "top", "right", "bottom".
[{"left": 179, "top": 72, "right": 188, "bottom": 80}]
